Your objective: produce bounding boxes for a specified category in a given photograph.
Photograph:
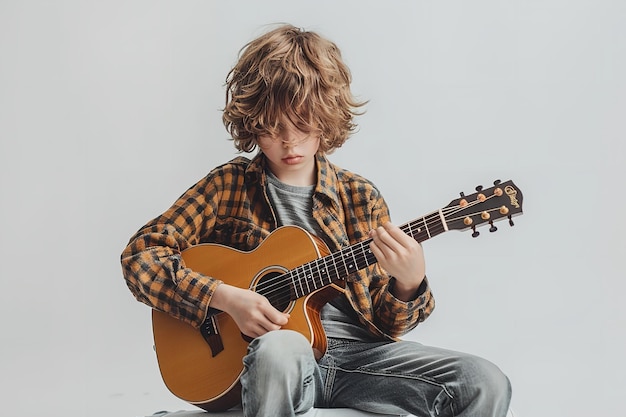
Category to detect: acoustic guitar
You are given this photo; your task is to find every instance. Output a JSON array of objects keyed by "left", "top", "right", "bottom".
[{"left": 151, "top": 180, "right": 524, "bottom": 411}]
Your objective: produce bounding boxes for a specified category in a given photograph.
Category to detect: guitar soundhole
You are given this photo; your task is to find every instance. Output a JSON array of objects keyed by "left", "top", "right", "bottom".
[{"left": 255, "top": 271, "right": 294, "bottom": 313}]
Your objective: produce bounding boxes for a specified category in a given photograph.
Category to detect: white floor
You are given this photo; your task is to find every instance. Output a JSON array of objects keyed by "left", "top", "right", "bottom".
[{"left": 142, "top": 407, "right": 517, "bottom": 417}]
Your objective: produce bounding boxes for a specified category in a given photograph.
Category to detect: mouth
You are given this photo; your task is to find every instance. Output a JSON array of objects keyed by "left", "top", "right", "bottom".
[{"left": 282, "top": 155, "right": 303, "bottom": 165}]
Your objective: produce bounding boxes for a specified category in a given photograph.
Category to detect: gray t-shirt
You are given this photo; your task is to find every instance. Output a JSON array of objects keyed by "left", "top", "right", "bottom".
[{"left": 266, "top": 170, "right": 375, "bottom": 341}]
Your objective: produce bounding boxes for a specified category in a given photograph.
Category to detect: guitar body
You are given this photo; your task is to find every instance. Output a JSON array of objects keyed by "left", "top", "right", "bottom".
[{"left": 151, "top": 226, "right": 344, "bottom": 411}]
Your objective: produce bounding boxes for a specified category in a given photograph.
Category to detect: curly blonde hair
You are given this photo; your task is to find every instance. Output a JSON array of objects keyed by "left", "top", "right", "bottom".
[{"left": 223, "top": 24, "right": 366, "bottom": 153}]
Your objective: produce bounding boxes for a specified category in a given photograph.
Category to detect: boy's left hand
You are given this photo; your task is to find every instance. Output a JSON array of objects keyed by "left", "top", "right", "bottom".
[{"left": 369, "top": 222, "right": 426, "bottom": 301}]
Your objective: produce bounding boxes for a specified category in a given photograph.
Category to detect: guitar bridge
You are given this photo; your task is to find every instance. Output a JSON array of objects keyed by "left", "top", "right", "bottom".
[{"left": 200, "top": 315, "right": 225, "bottom": 357}]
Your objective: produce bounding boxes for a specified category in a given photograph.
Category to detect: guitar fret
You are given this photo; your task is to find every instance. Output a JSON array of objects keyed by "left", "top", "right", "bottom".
[
  {"left": 421, "top": 216, "right": 431, "bottom": 239},
  {"left": 296, "top": 265, "right": 306, "bottom": 297},
  {"left": 333, "top": 251, "right": 345, "bottom": 278},
  {"left": 317, "top": 263, "right": 323, "bottom": 285},
  {"left": 401, "top": 223, "right": 412, "bottom": 239},
  {"left": 328, "top": 251, "right": 340, "bottom": 281},
  {"left": 358, "top": 242, "right": 372, "bottom": 269},
  {"left": 288, "top": 271, "right": 299, "bottom": 298},
  {"left": 304, "top": 262, "right": 313, "bottom": 294},
  {"left": 326, "top": 258, "right": 334, "bottom": 284},
  {"left": 336, "top": 250, "right": 347, "bottom": 275},
  {"left": 353, "top": 242, "right": 364, "bottom": 270},
  {"left": 318, "top": 260, "right": 327, "bottom": 286},
  {"left": 301, "top": 265, "right": 308, "bottom": 294},
  {"left": 350, "top": 247, "right": 359, "bottom": 271},
  {"left": 342, "top": 248, "right": 355, "bottom": 274},
  {"left": 314, "top": 259, "right": 322, "bottom": 287}
]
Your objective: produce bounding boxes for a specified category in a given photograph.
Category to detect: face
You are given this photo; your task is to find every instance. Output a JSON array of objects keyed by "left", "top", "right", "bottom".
[{"left": 257, "top": 124, "right": 321, "bottom": 186}]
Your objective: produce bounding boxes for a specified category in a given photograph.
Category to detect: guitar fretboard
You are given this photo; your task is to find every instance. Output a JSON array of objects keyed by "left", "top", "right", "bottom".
[{"left": 287, "top": 210, "right": 447, "bottom": 299}]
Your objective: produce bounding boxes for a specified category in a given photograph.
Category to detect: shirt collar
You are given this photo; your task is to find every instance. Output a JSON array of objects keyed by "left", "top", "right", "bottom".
[
  {"left": 244, "top": 152, "right": 341, "bottom": 209},
  {"left": 313, "top": 153, "right": 342, "bottom": 210},
  {"left": 244, "top": 152, "right": 266, "bottom": 183}
]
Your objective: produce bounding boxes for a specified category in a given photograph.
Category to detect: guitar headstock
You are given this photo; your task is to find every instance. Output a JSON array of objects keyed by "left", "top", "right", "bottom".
[{"left": 444, "top": 180, "right": 523, "bottom": 237}]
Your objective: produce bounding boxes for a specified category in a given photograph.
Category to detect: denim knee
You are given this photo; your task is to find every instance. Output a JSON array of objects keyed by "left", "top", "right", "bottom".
[
  {"left": 476, "top": 356, "right": 511, "bottom": 397},
  {"left": 242, "top": 330, "right": 318, "bottom": 415},
  {"left": 457, "top": 355, "right": 512, "bottom": 408},
  {"left": 246, "top": 330, "right": 313, "bottom": 370}
]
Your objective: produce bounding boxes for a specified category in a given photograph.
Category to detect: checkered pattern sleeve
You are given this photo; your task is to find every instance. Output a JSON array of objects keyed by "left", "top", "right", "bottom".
[
  {"left": 370, "top": 198, "right": 435, "bottom": 337},
  {"left": 363, "top": 195, "right": 435, "bottom": 338},
  {"left": 120, "top": 165, "right": 236, "bottom": 328},
  {"left": 324, "top": 161, "right": 435, "bottom": 339}
]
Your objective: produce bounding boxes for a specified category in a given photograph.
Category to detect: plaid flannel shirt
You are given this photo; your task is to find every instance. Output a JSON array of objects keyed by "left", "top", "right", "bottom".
[{"left": 121, "top": 153, "right": 434, "bottom": 339}]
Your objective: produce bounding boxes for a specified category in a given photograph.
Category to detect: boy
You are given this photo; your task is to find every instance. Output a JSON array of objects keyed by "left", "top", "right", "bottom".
[{"left": 121, "top": 24, "right": 511, "bottom": 417}]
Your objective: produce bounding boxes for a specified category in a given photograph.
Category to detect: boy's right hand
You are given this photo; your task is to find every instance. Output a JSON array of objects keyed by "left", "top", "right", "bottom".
[{"left": 209, "top": 284, "right": 290, "bottom": 338}]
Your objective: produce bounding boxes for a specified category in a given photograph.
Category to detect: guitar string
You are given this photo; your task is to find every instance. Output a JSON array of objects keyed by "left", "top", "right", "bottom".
[
  {"left": 253, "top": 194, "right": 507, "bottom": 305},
  {"left": 254, "top": 195, "right": 505, "bottom": 305},
  {"left": 253, "top": 209, "right": 449, "bottom": 300},
  {"left": 255, "top": 199, "right": 505, "bottom": 307}
]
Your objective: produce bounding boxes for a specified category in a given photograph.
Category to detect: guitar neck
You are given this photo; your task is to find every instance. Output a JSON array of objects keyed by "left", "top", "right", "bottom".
[
  {"left": 287, "top": 179, "right": 524, "bottom": 300},
  {"left": 288, "top": 211, "right": 446, "bottom": 299}
]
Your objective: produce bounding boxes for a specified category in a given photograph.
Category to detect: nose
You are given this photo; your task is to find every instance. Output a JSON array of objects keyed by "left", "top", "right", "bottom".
[{"left": 282, "top": 140, "right": 298, "bottom": 148}]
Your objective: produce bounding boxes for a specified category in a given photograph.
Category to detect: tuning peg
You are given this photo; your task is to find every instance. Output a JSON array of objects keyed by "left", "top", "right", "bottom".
[
  {"left": 489, "top": 220, "right": 498, "bottom": 233},
  {"left": 460, "top": 191, "right": 465, "bottom": 198},
  {"left": 508, "top": 215, "right": 515, "bottom": 227},
  {"left": 475, "top": 185, "right": 483, "bottom": 192},
  {"left": 493, "top": 179, "right": 501, "bottom": 186},
  {"left": 471, "top": 225, "right": 480, "bottom": 238}
]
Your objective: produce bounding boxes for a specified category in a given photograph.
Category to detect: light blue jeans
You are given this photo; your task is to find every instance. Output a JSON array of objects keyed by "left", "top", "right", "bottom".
[{"left": 240, "top": 330, "right": 511, "bottom": 417}]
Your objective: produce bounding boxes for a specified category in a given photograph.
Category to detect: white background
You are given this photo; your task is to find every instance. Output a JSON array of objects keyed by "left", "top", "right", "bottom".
[{"left": 1, "top": 1, "right": 624, "bottom": 416}]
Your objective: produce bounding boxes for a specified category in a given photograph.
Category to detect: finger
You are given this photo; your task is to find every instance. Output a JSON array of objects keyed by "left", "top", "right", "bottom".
[
  {"left": 368, "top": 234, "right": 389, "bottom": 263},
  {"left": 382, "top": 222, "right": 413, "bottom": 245},
  {"left": 383, "top": 223, "right": 421, "bottom": 253},
  {"left": 371, "top": 225, "right": 403, "bottom": 254},
  {"left": 258, "top": 320, "right": 281, "bottom": 333},
  {"left": 242, "top": 323, "right": 267, "bottom": 339},
  {"left": 246, "top": 315, "right": 282, "bottom": 337},
  {"left": 262, "top": 303, "right": 290, "bottom": 326}
]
